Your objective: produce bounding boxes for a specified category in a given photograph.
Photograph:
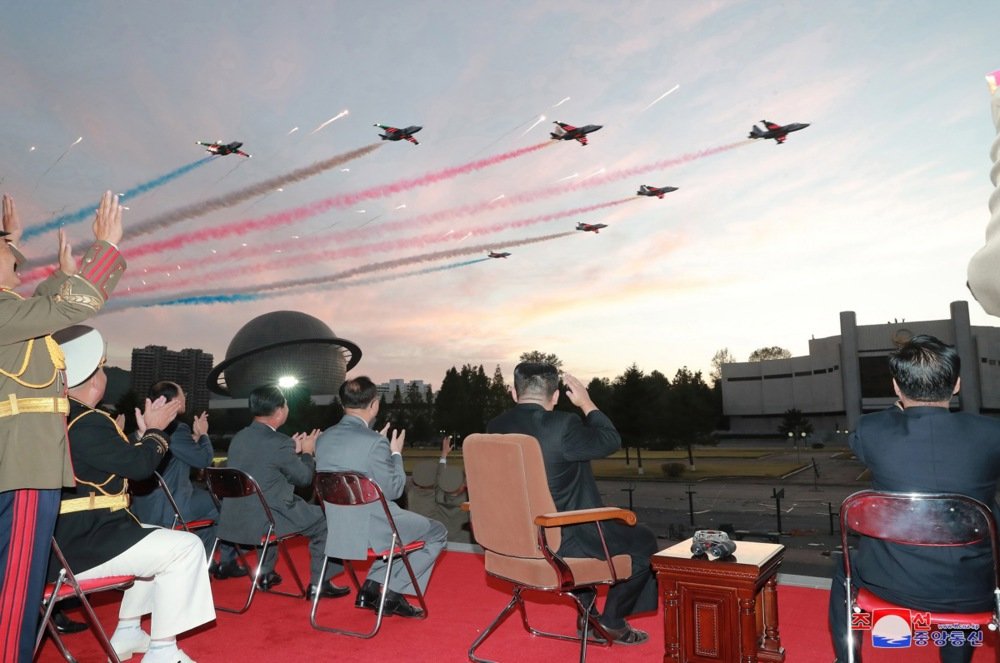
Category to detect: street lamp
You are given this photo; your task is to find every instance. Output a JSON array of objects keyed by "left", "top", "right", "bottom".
[
  {"left": 787, "top": 430, "right": 806, "bottom": 463},
  {"left": 277, "top": 375, "right": 299, "bottom": 389}
]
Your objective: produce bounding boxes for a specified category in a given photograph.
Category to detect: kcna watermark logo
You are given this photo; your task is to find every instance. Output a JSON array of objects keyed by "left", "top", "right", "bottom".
[{"left": 851, "top": 608, "right": 983, "bottom": 648}]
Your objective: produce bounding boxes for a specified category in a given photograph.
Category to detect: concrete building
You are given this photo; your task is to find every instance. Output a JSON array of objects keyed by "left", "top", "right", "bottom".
[
  {"left": 131, "top": 345, "right": 214, "bottom": 415},
  {"left": 720, "top": 301, "right": 1000, "bottom": 437},
  {"left": 378, "top": 379, "right": 432, "bottom": 402}
]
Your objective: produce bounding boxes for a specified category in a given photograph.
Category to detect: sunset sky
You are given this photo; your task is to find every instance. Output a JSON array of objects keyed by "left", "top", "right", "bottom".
[{"left": 1, "top": 1, "right": 998, "bottom": 388}]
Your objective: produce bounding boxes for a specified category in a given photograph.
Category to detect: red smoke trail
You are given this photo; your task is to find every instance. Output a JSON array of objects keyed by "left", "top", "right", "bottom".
[
  {"left": 117, "top": 141, "right": 553, "bottom": 263},
  {"left": 118, "top": 198, "right": 632, "bottom": 295},
  {"left": 106, "top": 231, "right": 576, "bottom": 311},
  {"left": 123, "top": 197, "right": 634, "bottom": 285},
  {"left": 20, "top": 143, "right": 385, "bottom": 281},
  {"left": 34, "top": 139, "right": 743, "bottom": 284}
]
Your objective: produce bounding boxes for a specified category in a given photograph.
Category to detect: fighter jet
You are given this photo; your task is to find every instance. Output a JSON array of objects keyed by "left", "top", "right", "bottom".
[
  {"left": 488, "top": 251, "right": 511, "bottom": 259},
  {"left": 374, "top": 123, "right": 422, "bottom": 145},
  {"left": 637, "top": 184, "right": 679, "bottom": 199},
  {"left": 197, "top": 140, "right": 251, "bottom": 157},
  {"left": 748, "top": 120, "right": 810, "bottom": 144},
  {"left": 550, "top": 121, "right": 602, "bottom": 146},
  {"left": 576, "top": 222, "right": 608, "bottom": 233}
]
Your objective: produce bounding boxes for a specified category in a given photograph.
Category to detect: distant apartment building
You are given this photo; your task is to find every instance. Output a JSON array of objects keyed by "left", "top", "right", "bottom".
[
  {"left": 720, "top": 301, "right": 1000, "bottom": 437},
  {"left": 378, "top": 379, "right": 432, "bottom": 402},
  {"left": 131, "top": 345, "right": 214, "bottom": 414}
]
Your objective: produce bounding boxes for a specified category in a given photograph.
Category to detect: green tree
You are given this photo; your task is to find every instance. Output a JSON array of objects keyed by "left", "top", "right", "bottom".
[
  {"left": 748, "top": 346, "right": 792, "bottom": 362},
  {"left": 710, "top": 347, "right": 736, "bottom": 385},
  {"left": 778, "top": 408, "right": 814, "bottom": 437},
  {"left": 611, "top": 364, "right": 650, "bottom": 448},
  {"left": 518, "top": 351, "right": 563, "bottom": 369},
  {"left": 663, "top": 367, "right": 717, "bottom": 463},
  {"left": 484, "top": 365, "right": 510, "bottom": 423}
]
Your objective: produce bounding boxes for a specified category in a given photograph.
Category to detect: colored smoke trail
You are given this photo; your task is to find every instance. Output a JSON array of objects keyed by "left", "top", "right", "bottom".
[
  {"left": 119, "top": 198, "right": 631, "bottom": 293},
  {"left": 112, "top": 141, "right": 553, "bottom": 263},
  {"left": 325, "top": 140, "right": 748, "bottom": 243},
  {"left": 155, "top": 258, "right": 492, "bottom": 308},
  {"left": 24, "top": 158, "right": 215, "bottom": 240},
  {"left": 22, "top": 143, "right": 386, "bottom": 279},
  {"left": 123, "top": 143, "right": 383, "bottom": 240},
  {"left": 106, "top": 231, "right": 575, "bottom": 311}
]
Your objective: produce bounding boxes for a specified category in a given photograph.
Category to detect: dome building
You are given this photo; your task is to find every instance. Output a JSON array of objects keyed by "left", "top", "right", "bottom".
[{"left": 207, "top": 310, "right": 361, "bottom": 399}]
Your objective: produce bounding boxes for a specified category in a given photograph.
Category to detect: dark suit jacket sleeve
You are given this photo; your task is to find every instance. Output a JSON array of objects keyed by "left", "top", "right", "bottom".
[
  {"left": 71, "top": 411, "right": 166, "bottom": 480},
  {"left": 560, "top": 410, "right": 621, "bottom": 462},
  {"left": 167, "top": 423, "right": 214, "bottom": 469},
  {"left": 368, "top": 439, "right": 405, "bottom": 501},
  {"left": 849, "top": 424, "right": 866, "bottom": 465},
  {"left": 273, "top": 435, "right": 315, "bottom": 488}
]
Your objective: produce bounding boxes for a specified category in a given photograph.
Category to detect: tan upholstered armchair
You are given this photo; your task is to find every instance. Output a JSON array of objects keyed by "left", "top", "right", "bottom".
[{"left": 462, "top": 433, "right": 635, "bottom": 663}]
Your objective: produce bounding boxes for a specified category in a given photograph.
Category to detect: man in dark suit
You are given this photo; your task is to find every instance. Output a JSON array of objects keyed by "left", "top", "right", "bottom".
[
  {"left": 828, "top": 335, "right": 1000, "bottom": 663},
  {"left": 486, "top": 362, "right": 658, "bottom": 645},
  {"left": 217, "top": 385, "right": 348, "bottom": 600},
  {"left": 315, "top": 376, "right": 447, "bottom": 618}
]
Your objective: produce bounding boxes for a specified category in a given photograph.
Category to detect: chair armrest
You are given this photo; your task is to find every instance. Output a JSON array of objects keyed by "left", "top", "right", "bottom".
[{"left": 535, "top": 506, "right": 636, "bottom": 528}]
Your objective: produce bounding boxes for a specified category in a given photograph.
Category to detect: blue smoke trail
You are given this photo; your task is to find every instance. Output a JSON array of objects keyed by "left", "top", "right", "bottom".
[
  {"left": 24, "top": 157, "right": 214, "bottom": 240},
  {"left": 127, "top": 258, "right": 492, "bottom": 309}
]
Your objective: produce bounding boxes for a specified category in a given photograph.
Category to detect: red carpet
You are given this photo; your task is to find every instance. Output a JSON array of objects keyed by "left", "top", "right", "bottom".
[{"left": 39, "top": 540, "right": 998, "bottom": 662}]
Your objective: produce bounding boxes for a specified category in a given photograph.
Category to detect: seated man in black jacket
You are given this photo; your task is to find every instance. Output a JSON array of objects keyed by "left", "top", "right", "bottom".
[
  {"left": 486, "top": 362, "right": 658, "bottom": 645},
  {"left": 53, "top": 326, "right": 215, "bottom": 663}
]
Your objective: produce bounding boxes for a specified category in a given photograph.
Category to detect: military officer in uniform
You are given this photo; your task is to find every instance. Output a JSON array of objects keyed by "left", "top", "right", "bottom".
[
  {"left": 0, "top": 192, "right": 126, "bottom": 663},
  {"left": 53, "top": 325, "right": 215, "bottom": 663}
]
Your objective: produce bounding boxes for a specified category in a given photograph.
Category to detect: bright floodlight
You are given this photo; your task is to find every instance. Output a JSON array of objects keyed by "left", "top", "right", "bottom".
[{"left": 278, "top": 376, "right": 299, "bottom": 389}]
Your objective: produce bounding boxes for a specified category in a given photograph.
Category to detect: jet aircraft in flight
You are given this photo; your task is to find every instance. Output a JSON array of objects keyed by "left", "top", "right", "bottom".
[
  {"left": 637, "top": 184, "right": 679, "bottom": 199},
  {"left": 576, "top": 222, "right": 608, "bottom": 233},
  {"left": 488, "top": 251, "right": 511, "bottom": 259},
  {"left": 374, "top": 123, "right": 422, "bottom": 145},
  {"left": 748, "top": 120, "right": 810, "bottom": 144},
  {"left": 550, "top": 121, "right": 602, "bottom": 146},
  {"left": 197, "top": 140, "right": 251, "bottom": 157}
]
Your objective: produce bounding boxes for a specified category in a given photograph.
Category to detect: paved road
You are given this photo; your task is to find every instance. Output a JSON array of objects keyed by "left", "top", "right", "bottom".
[{"left": 594, "top": 444, "right": 866, "bottom": 580}]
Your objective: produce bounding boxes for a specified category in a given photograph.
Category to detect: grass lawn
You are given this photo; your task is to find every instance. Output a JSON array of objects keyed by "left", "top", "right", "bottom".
[{"left": 402, "top": 447, "right": 822, "bottom": 480}]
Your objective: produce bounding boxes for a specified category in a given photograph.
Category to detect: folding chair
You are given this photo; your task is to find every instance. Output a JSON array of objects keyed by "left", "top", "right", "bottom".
[
  {"left": 34, "top": 537, "right": 136, "bottom": 663},
  {"left": 311, "top": 471, "right": 427, "bottom": 638},
  {"left": 462, "top": 433, "right": 635, "bottom": 663},
  {"left": 840, "top": 489, "right": 1000, "bottom": 663},
  {"left": 151, "top": 471, "right": 215, "bottom": 533},
  {"left": 204, "top": 467, "right": 307, "bottom": 613}
]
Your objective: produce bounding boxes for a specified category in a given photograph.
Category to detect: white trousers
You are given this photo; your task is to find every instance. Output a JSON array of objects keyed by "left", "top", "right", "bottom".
[{"left": 76, "top": 527, "right": 215, "bottom": 639}]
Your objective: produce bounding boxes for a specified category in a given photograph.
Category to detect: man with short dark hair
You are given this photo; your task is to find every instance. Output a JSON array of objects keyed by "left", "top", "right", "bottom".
[
  {"left": 315, "top": 376, "right": 447, "bottom": 618},
  {"left": 131, "top": 381, "right": 246, "bottom": 578},
  {"left": 54, "top": 325, "right": 214, "bottom": 663},
  {"left": 828, "top": 335, "right": 1000, "bottom": 663},
  {"left": 486, "top": 362, "right": 659, "bottom": 645},
  {"left": 217, "top": 385, "right": 348, "bottom": 600}
]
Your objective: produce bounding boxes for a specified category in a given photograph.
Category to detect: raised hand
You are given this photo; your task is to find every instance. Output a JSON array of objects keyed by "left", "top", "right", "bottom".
[
  {"left": 58, "top": 228, "right": 76, "bottom": 276},
  {"left": 2, "top": 194, "right": 23, "bottom": 245},
  {"left": 92, "top": 190, "right": 123, "bottom": 245}
]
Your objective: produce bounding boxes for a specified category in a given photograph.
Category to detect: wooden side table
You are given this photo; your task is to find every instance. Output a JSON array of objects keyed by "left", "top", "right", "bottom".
[{"left": 652, "top": 539, "right": 785, "bottom": 663}]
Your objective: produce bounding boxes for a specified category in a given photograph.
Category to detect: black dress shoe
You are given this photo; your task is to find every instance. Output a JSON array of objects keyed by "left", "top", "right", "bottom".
[
  {"left": 384, "top": 590, "right": 425, "bottom": 618},
  {"left": 256, "top": 571, "right": 282, "bottom": 591},
  {"left": 599, "top": 622, "right": 648, "bottom": 646},
  {"left": 210, "top": 560, "right": 249, "bottom": 580},
  {"left": 307, "top": 581, "right": 351, "bottom": 600},
  {"left": 355, "top": 579, "right": 381, "bottom": 611},
  {"left": 52, "top": 610, "right": 87, "bottom": 635}
]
